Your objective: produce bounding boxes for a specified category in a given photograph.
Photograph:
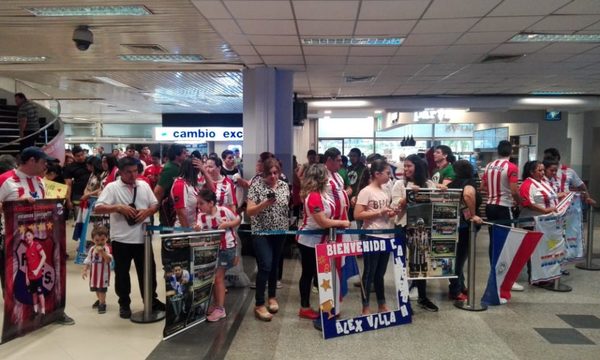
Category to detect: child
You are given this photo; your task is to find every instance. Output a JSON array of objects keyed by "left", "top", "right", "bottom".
[
  {"left": 195, "top": 189, "right": 241, "bottom": 322},
  {"left": 24, "top": 229, "right": 46, "bottom": 317},
  {"left": 82, "top": 225, "right": 112, "bottom": 314}
]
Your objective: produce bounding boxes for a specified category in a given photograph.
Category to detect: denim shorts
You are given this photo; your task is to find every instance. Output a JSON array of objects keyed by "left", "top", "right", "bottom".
[{"left": 218, "top": 247, "right": 237, "bottom": 270}]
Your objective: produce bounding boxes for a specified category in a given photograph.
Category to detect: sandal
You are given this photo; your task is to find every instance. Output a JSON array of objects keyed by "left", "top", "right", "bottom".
[
  {"left": 255, "top": 306, "right": 273, "bottom": 322},
  {"left": 267, "top": 298, "right": 279, "bottom": 314}
]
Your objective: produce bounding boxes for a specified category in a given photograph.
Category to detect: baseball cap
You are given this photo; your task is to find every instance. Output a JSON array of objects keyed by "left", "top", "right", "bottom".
[{"left": 21, "top": 147, "right": 56, "bottom": 162}]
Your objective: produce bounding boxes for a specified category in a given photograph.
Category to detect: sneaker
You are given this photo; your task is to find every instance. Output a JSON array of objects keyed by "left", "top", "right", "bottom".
[
  {"left": 207, "top": 304, "right": 216, "bottom": 315},
  {"left": 277, "top": 280, "right": 283, "bottom": 289},
  {"left": 57, "top": 313, "right": 75, "bottom": 325},
  {"left": 449, "top": 293, "right": 468, "bottom": 302},
  {"left": 207, "top": 307, "right": 226, "bottom": 322},
  {"left": 98, "top": 303, "right": 107, "bottom": 314},
  {"left": 92, "top": 300, "right": 100, "bottom": 309},
  {"left": 119, "top": 306, "right": 132, "bottom": 319},
  {"left": 417, "top": 298, "right": 439, "bottom": 312},
  {"left": 152, "top": 299, "right": 166, "bottom": 312},
  {"left": 298, "top": 308, "right": 320, "bottom": 320},
  {"left": 499, "top": 298, "right": 508, "bottom": 305},
  {"left": 511, "top": 282, "right": 524, "bottom": 291}
]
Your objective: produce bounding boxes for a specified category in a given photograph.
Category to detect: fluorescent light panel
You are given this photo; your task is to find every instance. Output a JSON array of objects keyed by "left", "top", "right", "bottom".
[
  {"left": 531, "top": 91, "right": 586, "bottom": 95},
  {"left": 510, "top": 33, "right": 600, "bottom": 43},
  {"left": 0, "top": 56, "right": 47, "bottom": 63},
  {"left": 120, "top": 54, "right": 204, "bottom": 63},
  {"left": 93, "top": 76, "right": 132, "bottom": 88},
  {"left": 518, "top": 97, "right": 584, "bottom": 106},
  {"left": 27, "top": 5, "right": 151, "bottom": 17},
  {"left": 311, "top": 100, "right": 370, "bottom": 108},
  {"left": 301, "top": 37, "right": 403, "bottom": 46}
]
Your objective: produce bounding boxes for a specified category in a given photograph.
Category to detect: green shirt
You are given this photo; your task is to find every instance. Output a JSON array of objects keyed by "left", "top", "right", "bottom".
[
  {"left": 157, "top": 161, "right": 180, "bottom": 191},
  {"left": 338, "top": 168, "right": 350, "bottom": 188},
  {"left": 432, "top": 163, "right": 455, "bottom": 184}
]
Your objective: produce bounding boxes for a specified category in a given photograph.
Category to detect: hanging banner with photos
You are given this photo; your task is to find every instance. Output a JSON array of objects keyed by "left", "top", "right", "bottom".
[
  {"left": 2, "top": 200, "right": 66, "bottom": 343},
  {"left": 161, "top": 231, "right": 222, "bottom": 340},
  {"left": 405, "top": 189, "right": 462, "bottom": 279},
  {"left": 563, "top": 193, "right": 584, "bottom": 263},
  {"left": 315, "top": 236, "right": 412, "bottom": 340}
]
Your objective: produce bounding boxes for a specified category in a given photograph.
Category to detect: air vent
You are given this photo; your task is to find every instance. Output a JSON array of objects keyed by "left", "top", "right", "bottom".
[
  {"left": 480, "top": 54, "right": 524, "bottom": 63},
  {"left": 344, "top": 75, "right": 376, "bottom": 84},
  {"left": 121, "top": 44, "right": 167, "bottom": 53}
]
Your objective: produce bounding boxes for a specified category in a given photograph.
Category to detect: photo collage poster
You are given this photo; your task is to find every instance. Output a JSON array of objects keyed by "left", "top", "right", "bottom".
[
  {"left": 161, "top": 231, "right": 221, "bottom": 340},
  {"left": 2, "top": 200, "right": 66, "bottom": 343},
  {"left": 405, "top": 189, "right": 462, "bottom": 279}
]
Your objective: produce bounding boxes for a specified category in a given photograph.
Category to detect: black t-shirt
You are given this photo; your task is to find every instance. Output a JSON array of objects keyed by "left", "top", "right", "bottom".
[
  {"left": 63, "top": 161, "right": 91, "bottom": 200},
  {"left": 448, "top": 178, "right": 482, "bottom": 225},
  {"left": 221, "top": 166, "right": 239, "bottom": 180}
]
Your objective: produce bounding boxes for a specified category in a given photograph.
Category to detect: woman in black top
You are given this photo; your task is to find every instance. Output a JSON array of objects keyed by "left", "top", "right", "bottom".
[{"left": 447, "top": 160, "right": 482, "bottom": 301}]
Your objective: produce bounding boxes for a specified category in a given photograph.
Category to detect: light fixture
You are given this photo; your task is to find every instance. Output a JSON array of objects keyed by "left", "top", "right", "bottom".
[
  {"left": 127, "top": 109, "right": 141, "bottom": 113},
  {"left": 0, "top": 56, "right": 47, "bottom": 63},
  {"left": 518, "top": 97, "right": 585, "bottom": 106},
  {"left": 93, "top": 76, "right": 132, "bottom": 88},
  {"left": 324, "top": 110, "right": 332, "bottom": 114},
  {"left": 310, "top": 100, "right": 370, "bottom": 108},
  {"left": 530, "top": 91, "right": 586, "bottom": 95},
  {"left": 119, "top": 54, "right": 204, "bottom": 63},
  {"left": 374, "top": 110, "right": 383, "bottom": 114},
  {"left": 27, "top": 5, "right": 152, "bottom": 17},
  {"left": 301, "top": 37, "right": 404, "bottom": 46},
  {"left": 323, "top": 116, "right": 331, "bottom": 120},
  {"left": 510, "top": 33, "right": 600, "bottom": 43}
]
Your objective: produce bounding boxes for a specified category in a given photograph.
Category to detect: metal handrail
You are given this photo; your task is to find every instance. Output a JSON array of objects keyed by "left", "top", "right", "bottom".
[{"left": 0, "top": 79, "right": 61, "bottom": 150}]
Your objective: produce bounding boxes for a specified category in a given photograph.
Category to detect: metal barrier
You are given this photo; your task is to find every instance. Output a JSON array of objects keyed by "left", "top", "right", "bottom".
[
  {"left": 576, "top": 205, "right": 600, "bottom": 271},
  {"left": 454, "top": 221, "right": 487, "bottom": 312}
]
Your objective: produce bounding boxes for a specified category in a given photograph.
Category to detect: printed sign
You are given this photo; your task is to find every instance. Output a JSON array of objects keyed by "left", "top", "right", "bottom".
[
  {"left": 315, "top": 236, "right": 411, "bottom": 339},
  {"left": 154, "top": 127, "right": 243, "bottom": 142},
  {"left": 161, "top": 231, "right": 222, "bottom": 340},
  {"left": 42, "top": 179, "right": 68, "bottom": 199},
  {"left": 2, "top": 200, "right": 66, "bottom": 343}
]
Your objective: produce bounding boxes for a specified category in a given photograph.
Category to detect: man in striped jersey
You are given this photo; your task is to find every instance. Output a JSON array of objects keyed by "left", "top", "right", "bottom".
[
  {"left": 543, "top": 148, "right": 595, "bottom": 205},
  {"left": 481, "top": 141, "right": 524, "bottom": 291}
]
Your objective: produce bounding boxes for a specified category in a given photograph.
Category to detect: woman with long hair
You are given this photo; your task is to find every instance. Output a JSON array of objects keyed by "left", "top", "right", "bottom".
[
  {"left": 204, "top": 156, "right": 237, "bottom": 213},
  {"left": 391, "top": 154, "right": 439, "bottom": 312},
  {"left": 101, "top": 154, "right": 118, "bottom": 188},
  {"left": 247, "top": 158, "right": 290, "bottom": 321},
  {"left": 297, "top": 164, "right": 350, "bottom": 319},
  {"left": 170, "top": 158, "right": 201, "bottom": 228},
  {"left": 354, "top": 159, "right": 399, "bottom": 315}
]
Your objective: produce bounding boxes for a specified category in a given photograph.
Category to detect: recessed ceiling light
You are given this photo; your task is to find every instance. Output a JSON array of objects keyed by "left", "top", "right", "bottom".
[
  {"left": 310, "top": 100, "right": 370, "bottom": 108},
  {"left": 119, "top": 54, "right": 204, "bottom": 63},
  {"left": 93, "top": 76, "right": 132, "bottom": 88},
  {"left": 27, "top": 5, "right": 152, "bottom": 17},
  {"left": 324, "top": 110, "right": 332, "bottom": 114},
  {"left": 0, "top": 56, "right": 47, "bottom": 63},
  {"left": 374, "top": 110, "right": 383, "bottom": 114},
  {"left": 518, "top": 97, "right": 585, "bottom": 106},
  {"left": 301, "top": 37, "right": 403, "bottom": 46},
  {"left": 510, "top": 33, "right": 600, "bottom": 43},
  {"left": 127, "top": 109, "right": 141, "bottom": 113}
]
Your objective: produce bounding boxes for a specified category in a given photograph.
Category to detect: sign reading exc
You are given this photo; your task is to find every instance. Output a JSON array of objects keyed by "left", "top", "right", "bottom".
[{"left": 154, "top": 127, "right": 244, "bottom": 142}]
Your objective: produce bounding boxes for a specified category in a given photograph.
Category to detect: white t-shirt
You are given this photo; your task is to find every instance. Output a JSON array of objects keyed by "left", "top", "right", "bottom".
[
  {"left": 95, "top": 179, "right": 158, "bottom": 244},
  {"left": 391, "top": 180, "right": 436, "bottom": 226},
  {"left": 356, "top": 185, "right": 394, "bottom": 239}
]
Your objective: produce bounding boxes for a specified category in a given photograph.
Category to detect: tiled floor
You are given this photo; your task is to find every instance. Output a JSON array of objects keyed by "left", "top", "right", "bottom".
[{"left": 1, "top": 222, "right": 600, "bottom": 359}]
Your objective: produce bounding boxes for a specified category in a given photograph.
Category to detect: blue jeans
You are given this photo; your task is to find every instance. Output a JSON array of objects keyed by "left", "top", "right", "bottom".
[
  {"left": 361, "top": 236, "right": 391, "bottom": 307},
  {"left": 253, "top": 235, "right": 285, "bottom": 306}
]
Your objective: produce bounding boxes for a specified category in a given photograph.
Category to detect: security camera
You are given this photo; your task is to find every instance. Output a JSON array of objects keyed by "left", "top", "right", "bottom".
[{"left": 73, "top": 26, "right": 93, "bottom": 51}]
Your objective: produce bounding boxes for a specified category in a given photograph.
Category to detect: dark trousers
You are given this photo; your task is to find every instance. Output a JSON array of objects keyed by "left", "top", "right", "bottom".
[
  {"left": 449, "top": 226, "right": 470, "bottom": 296},
  {"left": 19, "top": 130, "right": 37, "bottom": 150},
  {"left": 485, "top": 204, "right": 514, "bottom": 262},
  {"left": 112, "top": 241, "right": 158, "bottom": 307},
  {"left": 298, "top": 243, "right": 317, "bottom": 308},
  {"left": 253, "top": 235, "right": 284, "bottom": 306},
  {"left": 361, "top": 236, "right": 391, "bottom": 307}
]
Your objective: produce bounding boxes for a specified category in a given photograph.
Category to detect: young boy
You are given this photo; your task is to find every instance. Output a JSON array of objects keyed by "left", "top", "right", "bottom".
[
  {"left": 24, "top": 229, "right": 46, "bottom": 317},
  {"left": 82, "top": 225, "right": 112, "bottom": 314}
]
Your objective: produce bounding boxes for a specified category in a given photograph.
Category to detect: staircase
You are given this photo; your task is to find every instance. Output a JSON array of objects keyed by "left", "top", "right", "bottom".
[{"left": 0, "top": 100, "right": 60, "bottom": 155}]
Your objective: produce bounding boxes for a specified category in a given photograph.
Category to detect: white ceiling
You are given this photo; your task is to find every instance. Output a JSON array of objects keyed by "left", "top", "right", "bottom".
[{"left": 0, "top": 0, "right": 600, "bottom": 121}]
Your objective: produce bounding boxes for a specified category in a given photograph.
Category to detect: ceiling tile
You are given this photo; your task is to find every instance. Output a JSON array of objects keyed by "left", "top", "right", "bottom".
[
  {"left": 303, "top": 46, "right": 350, "bottom": 56},
  {"left": 238, "top": 20, "right": 297, "bottom": 35},
  {"left": 240, "top": 55, "right": 263, "bottom": 64},
  {"left": 555, "top": 0, "right": 600, "bottom": 15},
  {"left": 297, "top": 20, "right": 355, "bottom": 36},
  {"left": 402, "top": 33, "right": 463, "bottom": 46},
  {"left": 456, "top": 31, "right": 517, "bottom": 44},
  {"left": 191, "top": 1, "right": 231, "bottom": 18},
  {"left": 359, "top": 1, "right": 430, "bottom": 20},
  {"left": 247, "top": 35, "right": 299, "bottom": 46},
  {"left": 412, "top": 18, "right": 480, "bottom": 34},
  {"left": 395, "top": 46, "right": 447, "bottom": 55},
  {"left": 528, "top": 15, "right": 600, "bottom": 31},
  {"left": 354, "top": 20, "right": 416, "bottom": 36},
  {"left": 489, "top": 0, "right": 571, "bottom": 16},
  {"left": 209, "top": 19, "right": 243, "bottom": 34},
  {"left": 424, "top": 0, "right": 502, "bottom": 19},
  {"left": 444, "top": 44, "right": 498, "bottom": 54},
  {"left": 515, "top": 53, "right": 575, "bottom": 63},
  {"left": 293, "top": 1, "right": 359, "bottom": 20},
  {"left": 389, "top": 55, "right": 436, "bottom": 64},
  {"left": 432, "top": 53, "right": 483, "bottom": 64},
  {"left": 535, "top": 43, "right": 600, "bottom": 54},
  {"left": 254, "top": 45, "right": 302, "bottom": 55},
  {"left": 349, "top": 47, "right": 398, "bottom": 56},
  {"left": 347, "top": 56, "right": 391, "bottom": 65},
  {"left": 470, "top": 16, "right": 543, "bottom": 32},
  {"left": 224, "top": 1, "right": 293, "bottom": 19},
  {"left": 262, "top": 55, "right": 304, "bottom": 65},
  {"left": 490, "top": 43, "right": 549, "bottom": 54},
  {"left": 232, "top": 45, "right": 258, "bottom": 56},
  {"left": 344, "top": 64, "right": 387, "bottom": 74},
  {"left": 276, "top": 64, "right": 306, "bottom": 72},
  {"left": 305, "top": 55, "right": 347, "bottom": 65},
  {"left": 220, "top": 33, "right": 251, "bottom": 45}
]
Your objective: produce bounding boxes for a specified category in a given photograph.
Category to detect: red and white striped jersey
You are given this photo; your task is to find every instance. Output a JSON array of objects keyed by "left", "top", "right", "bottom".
[
  {"left": 170, "top": 177, "right": 199, "bottom": 226},
  {"left": 297, "top": 191, "right": 334, "bottom": 248},
  {"left": 482, "top": 159, "right": 518, "bottom": 207},
  {"left": 0, "top": 169, "right": 45, "bottom": 202},
  {"left": 205, "top": 177, "right": 237, "bottom": 210},
  {"left": 326, "top": 170, "right": 349, "bottom": 221},
  {"left": 197, "top": 206, "right": 239, "bottom": 249},
  {"left": 547, "top": 164, "right": 584, "bottom": 193},
  {"left": 84, "top": 245, "right": 112, "bottom": 289},
  {"left": 519, "top": 177, "right": 559, "bottom": 222}
]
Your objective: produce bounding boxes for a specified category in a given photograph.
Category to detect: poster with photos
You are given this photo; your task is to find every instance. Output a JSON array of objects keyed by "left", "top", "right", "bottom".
[{"left": 405, "top": 189, "right": 462, "bottom": 279}]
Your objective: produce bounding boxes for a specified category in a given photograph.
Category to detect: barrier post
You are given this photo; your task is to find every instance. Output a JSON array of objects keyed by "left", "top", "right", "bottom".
[
  {"left": 576, "top": 204, "right": 600, "bottom": 270},
  {"left": 131, "top": 224, "right": 165, "bottom": 323},
  {"left": 455, "top": 221, "right": 487, "bottom": 312}
]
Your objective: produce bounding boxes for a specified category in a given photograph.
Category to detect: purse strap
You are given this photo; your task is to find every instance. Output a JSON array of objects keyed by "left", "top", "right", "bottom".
[{"left": 132, "top": 185, "right": 137, "bottom": 205}]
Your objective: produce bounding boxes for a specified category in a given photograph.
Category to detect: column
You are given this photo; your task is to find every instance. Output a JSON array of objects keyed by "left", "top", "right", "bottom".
[
  {"left": 243, "top": 67, "right": 294, "bottom": 180},
  {"left": 567, "top": 112, "right": 584, "bottom": 175}
]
